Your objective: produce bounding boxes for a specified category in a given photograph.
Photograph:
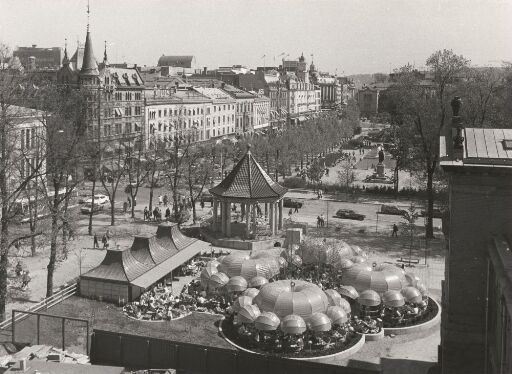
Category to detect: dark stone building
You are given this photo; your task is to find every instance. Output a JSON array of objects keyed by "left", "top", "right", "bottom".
[
  {"left": 13, "top": 45, "right": 62, "bottom": 70},
  {"left": 439, "top": 98, "right": 512, "bottom": 374}
]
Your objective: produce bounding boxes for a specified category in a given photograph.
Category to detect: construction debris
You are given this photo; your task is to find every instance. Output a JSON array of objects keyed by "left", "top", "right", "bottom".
[{"left": 0, "top": 344, "right": 90, "bottom": 369}]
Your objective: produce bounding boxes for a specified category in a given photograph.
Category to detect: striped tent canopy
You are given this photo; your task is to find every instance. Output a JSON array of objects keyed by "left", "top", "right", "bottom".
[
  {"left": 253, "top": 280, "right": 329, "bottom": 319},
  {"left": 338, "top": 285, "right": 359, "bottom": 300},
  {"left": 401, "top": 287, "right": 423, "bottom": 304},
  {"left": 307, "top": 313, "right": 332, "bottom": 333},
  {"left": 326, "top": 306, "right": 349, "bottom": 326},
  {"left": 342, "top": 263, "right": 407, "bottom": 293},
  {"left": 249, "top": 276, "right": 268, "bottom": 289},
  {"left": 236, "top": 304, "right": 261, "bottom": 324},
  {"left": 207, "top": 272, "right": 230, "bottom": 289},
  {"left": 254, "top": 311, "right": 281, "bottom": 331},
  {"left": 227, "top": 276, "right": 248, "bottom": 293},
  {"left": 358, "top": 290, "right": 381, "bottom": 307},
  {"left": 280, "top": 314, "right": 307, "bottom": 335},
  {"left": 242, "top": 288, "right": 260, "bottom": 299},
  {"left": 382, "top": 290, "right": 405, "bottom": 307},
  {"left": 233, "top": 295, "right": 254, "bottom": 313},
  {"left": 218, "top": 253, "right": 280, "bottom": 281}
]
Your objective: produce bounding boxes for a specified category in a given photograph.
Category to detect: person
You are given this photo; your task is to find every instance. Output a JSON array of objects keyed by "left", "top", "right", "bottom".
[
  {"left": 163, "top": 195, "right": 168, "bottom": 206},
  {"left": 288, "top": 208, "right": 293, "bottom": 218},
  {"left": 127, "top": 196, "right": 131, "bottom": 208},
  {"left": 158, "top": 195, "right": 163, "bottom": 205},
  {"left": 153, "top": 207, "right": 159, "bottom": 222},
  {"left": 21, "top": 271, "right": 31, "bottom": 290},
  {"left": 320, "top": 213, "right": 325, "bottom": 227},
  {"left": 123, "top": 201, "right": 128, "bottom": 213},
  {"left": 102, "top": 234, "right": 109, "bottom": 249},
  {"left": 133, "top": 196, "right": 137, "bottom": 207},
  {"left": 93, "top": 233, "right": 99, "bottom": 249},
  {"left": 144, "top": 207, "right": 149, "bottom": 221},
  {"left": 68, "top": 227, "right": 75, "bottom": 241},
  {"left": 105, "top": 229, "right": 111, "bottom": 241},
  {"left": 15, "top": 261, "right": 22, "bottom": 277},
  {"left": 392, "top": 224, "right": 398, "bottom": 237},
  {"left": 294, "top": 204, "right": 299, "bottom": 213},
  {"left": 165, "top": 207, "right": 171, "bottom": 220},
  {"left": 317, "top": 216, "right": 321, "bottom": 228},
  {"left": 200, "top": 200, "right": 205, "bottom": 210}
]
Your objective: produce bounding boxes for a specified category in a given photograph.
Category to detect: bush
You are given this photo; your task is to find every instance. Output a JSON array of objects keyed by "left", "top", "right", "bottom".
[
  {"left": 282, "top": 176, "right": 307, "bottom": 189},
  {"left": 169, "top": 209, "right": 191, "bottom": 224}
]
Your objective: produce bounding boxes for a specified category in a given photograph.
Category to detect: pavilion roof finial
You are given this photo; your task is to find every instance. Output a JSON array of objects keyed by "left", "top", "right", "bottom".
[{"left": 246, "top": 143, "right": 252, "bottom": 154}]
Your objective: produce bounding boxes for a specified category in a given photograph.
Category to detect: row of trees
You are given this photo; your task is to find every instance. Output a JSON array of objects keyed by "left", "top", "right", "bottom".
[{"left": 379, "top": 49, "right": 512, "bottom": 238}]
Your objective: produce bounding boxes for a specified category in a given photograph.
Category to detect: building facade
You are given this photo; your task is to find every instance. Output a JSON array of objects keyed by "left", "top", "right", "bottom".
[
  {"left": 220, "top": 84, "right": 256, "bottom": 135},
  {"left": 253, "top": 95, "right": 270, "bottom": 130},
  {"left": 144, "top": 89, "right": 212, "bottom": 150},
  {"left": 57, "top": 26, "right": 145, "bottom": 161},
  {"left": 439, "top": 100, "right": 512, "bottom": 374},
  {"left": 192, "top": 87, "right": 236, "bottom": 139},
  {"left": 13, "top": 45, "right": 62, "bottom": 70}
]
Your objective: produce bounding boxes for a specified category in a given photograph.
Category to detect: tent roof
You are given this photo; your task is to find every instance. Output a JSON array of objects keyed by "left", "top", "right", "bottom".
[{"left": 209, "top": 146, "right": 287, "bottom": 201}]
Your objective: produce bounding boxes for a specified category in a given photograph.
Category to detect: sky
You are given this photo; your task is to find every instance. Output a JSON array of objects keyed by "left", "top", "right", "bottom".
[{"left": 0, "top": 0, "right": 511, "bottom": 75}]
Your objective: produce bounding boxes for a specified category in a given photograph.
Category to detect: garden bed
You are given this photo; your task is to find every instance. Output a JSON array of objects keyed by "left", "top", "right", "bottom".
[
  {"left": 382, "top": 297, "right": 439, "bottom": 329},
  {"left": 220, "top": 318, "right": 364, "bottom": 359}
]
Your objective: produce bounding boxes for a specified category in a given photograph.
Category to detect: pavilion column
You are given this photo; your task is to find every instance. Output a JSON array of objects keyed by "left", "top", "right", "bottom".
[
  {"left": 213, "top": 199, "right": 218, "bottom": 229},
  {"left": 264, "top": 203, "right": 268, "bottom": 218},
  {"left": 252, "top": 204, "right": 257, "bottom": 233},
  {"left": 241, "top": 203, "right": 246, "bottom": 221},
  {"left": 269, "top": 203, "right": 275, "bottom": 235},
  {"left": 220, "top": 201, "right": 226, "bottom": 236},
  {"left": 273, "top": 202, "right": 278, "bottom": 233},
  {"left": 225, "top": 202, "right": 231, "bottom": 237},
  {"left": 246, "top": 203, "right": 251, "bottom": 237},
  {"left": 278, "top": 199, "right": 283, "bottom": 230}
]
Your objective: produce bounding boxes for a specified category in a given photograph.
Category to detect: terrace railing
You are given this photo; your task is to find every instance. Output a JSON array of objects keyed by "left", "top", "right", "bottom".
[{"left": 0, "top": 282, "right": 78, "bottom": 330}]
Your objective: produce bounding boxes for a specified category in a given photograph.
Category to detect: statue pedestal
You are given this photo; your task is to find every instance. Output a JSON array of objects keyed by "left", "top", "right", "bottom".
[{"left": 376, "top": 163, "right": 385, "bottom": 178}]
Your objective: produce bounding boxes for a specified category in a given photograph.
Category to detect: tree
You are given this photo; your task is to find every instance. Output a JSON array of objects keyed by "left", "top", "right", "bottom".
[
  {"left": 336, "top": 158, "right": 355, "bottom": 190},
  {"left": 400, "top": 204, "right": 420, "bottom": 265},
  {"left": 183, "top": 144, "right": 214, "bottom": 223},
  {"left": 39, "top": 84, "right": 87, "bottom": 297},
  {"left": 145, "top": 139, "right": 166, "bottom": 213},
  {"left": 390, "top": 50, "right": 469, "bottom": 238},
  {"left": 0, "top": 58, "right": 48, "bottom": 318},
  {"left": 306, "top": 159, "right": 324, "bottom": 191},
  {"left": 125, "top": 136, "right": 149, "bottom": 218},
  {"left": 100, "top": 145, "right": 128, "bottom": 226}
]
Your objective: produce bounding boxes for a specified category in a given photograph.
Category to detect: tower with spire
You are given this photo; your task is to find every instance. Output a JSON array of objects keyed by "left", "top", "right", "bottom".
[{"left": 79, "top": 1, "right": 99, "bottom": 86}]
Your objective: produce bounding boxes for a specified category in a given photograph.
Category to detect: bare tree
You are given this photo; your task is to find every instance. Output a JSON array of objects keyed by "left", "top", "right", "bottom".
[
  {"left": 100, "top": 145, "right": 128, "bottom": 226},
  {"left": 125, "top": 135, "right": 149, "bottom": 218}
]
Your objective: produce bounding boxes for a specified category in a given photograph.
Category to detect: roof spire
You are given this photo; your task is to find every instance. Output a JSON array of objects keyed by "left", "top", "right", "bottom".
[
  {"left": 63, "top": 38, "right": 69, "bottom": 66},
  {"left": 103, "top": 40, "right": 109, "bottom": 67},
  {"left": 80, "top": 0, "right": 99, "bottom": 77}
]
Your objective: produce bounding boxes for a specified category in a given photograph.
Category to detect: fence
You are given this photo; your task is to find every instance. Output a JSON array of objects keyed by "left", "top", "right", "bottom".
[
  {"left": 11, "top": 309, "right": 89, "bottom": 355},
  {"left": 0, "top": 282, "right": 77, "bottom": 331},
  {"left": 91, "top": 329, "right": 377, "bottom": 374}
]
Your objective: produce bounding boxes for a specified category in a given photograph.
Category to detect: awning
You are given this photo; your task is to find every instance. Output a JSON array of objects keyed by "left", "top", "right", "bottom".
[
  {"left": 131, "top": 240, "right": 209, "bottom": 289},
  {"left": 114, "top": 108, "right": 123, "bottom": 116}
]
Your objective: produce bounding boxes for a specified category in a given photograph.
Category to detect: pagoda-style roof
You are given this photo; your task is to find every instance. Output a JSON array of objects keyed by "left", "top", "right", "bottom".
[{"left": 209, "top": 146, "right": 287, "bottom": 201}]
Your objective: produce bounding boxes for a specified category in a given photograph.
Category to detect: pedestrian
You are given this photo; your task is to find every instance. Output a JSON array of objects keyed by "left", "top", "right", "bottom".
[
  {"left": 144, "top": 207, "right": 149, "bottom": 221},
  {"left": 158, "top": 195, "right": 163, "bottom": 205},
  {"left": 165, "top": 207, "right": 171, "bottom": 220},
  {"left": 288, "top": 208, "right": 293, "bottom": 218},
  {"left": 294, "top": 204, "right": 299, "bottom": 213},
  {"left": 133, "top": 196, "right": 136, "bottom": 207},
  {"left": 15, "top": 261, "right": 23, "bottom": 277},
  {"left": 105, "top": 229, "right": 111, "bottom": 241},
  {"left": 153, "top": 207, "right": 159, "bottom": 222},
  {"left": 68, "top": 227, "right": 75, "bottom": 241},
  {"left": 123, "top": 201, "right": 128, "bottom": 213},
  {"left": 93, "top": 233, "right": 99, "bottom": 249},
  {"left": 21, "top": 271, "right": 31, "bottom": 290},
  {"left": 320, "top": 213, "right": 325, "bottom": 227},
  {"left": 392, "top": 224, "right": 398, "bottom": 237},
  {"left": 317, "top": 216, "right": 321, "bottom": 228},
  {"left": 102, "top": 234, "right": 109, "bottom": 249},
  {"left": 200, "top": 200, "right": 205, "bottom": 210},
  {"left": 163, "top": 195, "right": 168, "bottom": 206}
]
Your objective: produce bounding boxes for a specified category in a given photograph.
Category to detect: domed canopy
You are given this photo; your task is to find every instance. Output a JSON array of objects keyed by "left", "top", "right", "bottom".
[
  {"left": 218, "top": 253, "right": 279, "bottom": 280},
  {"left": 209, "top": 146, "right": 287, "bottom": 202},
  {"left": 342, "top": 263, "right": 407, "bottom": 293},
  {"left": 382, "top": 290, "right": 405, "bottom": 307},
  {"left": 307, "top": 313, "right": 332, "bottom": 332},
  {"left": 338, "top": 285, "right": 359, "bottom": 300},
  {"left": 401, "top": 287, "right": 423, "bottom": 303},
  {"left": 358, "top": 290, "right": 381, "bottom": 307},
  {"left": 233, "top": 295, "right": 254, "bottom": 312},
  {"left": 243, "top": 288, "right": 260, "bottom": 299},
  {"left": 280, "top": 314, "right": 307, "bottom": 335},
  {"left": 236, "top": 304, "right": 261, "bottom": 324},
  {"left": 325, "top": 289, "right": 343, "bottom": 307},
  {"left": 249, "top": 276, "right": 269, "bottom": 288},
  {"left": 326, "top": 306, "right": 349, "bottom": 325},
  {"left": 253, "top": 280, "right": 329, "bottom": 319},
  {"left": 208, "top": 272, "right": 229, "bottom": 289},
  {"left": 227, "top": 276, "right": 248, "bottom": 292},
  {"left": 255, "top": 312, "right": 280, "bottom": 331}
]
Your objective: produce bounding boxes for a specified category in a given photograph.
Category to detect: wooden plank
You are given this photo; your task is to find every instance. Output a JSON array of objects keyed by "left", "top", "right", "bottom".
[
  {"left": 473, "top": 128, "right": 488, "bottom": 159},
  {"left": 493, "top": 129, "right": 508, "bottom": 159},
  {"left": 465, "top": 128, "right": 478, "bottom": 158},
  {"left": 483, "top": 129, "right": 499, "bottom": 159},
  {"left": 502, "top": 129, "right": 512, "bottom": 159}
]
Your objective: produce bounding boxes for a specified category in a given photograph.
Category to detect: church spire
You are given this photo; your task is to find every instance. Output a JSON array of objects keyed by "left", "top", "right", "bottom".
[
  {"left": 80, "top": 0, "right": 99, "bottom": 77},
  {"left": 62, "top": 38, "right": 69, "bottom": 66},
  {"left": 103, "top": 40, "right": 109, "bottom": 67}
]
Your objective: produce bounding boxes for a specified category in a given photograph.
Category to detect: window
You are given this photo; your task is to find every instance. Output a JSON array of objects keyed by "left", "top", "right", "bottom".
[
  {"left": 125, "top": 107, "right": 132, "bottom": 116},
  {"left": 158, "top": 110, "right": 161, "bottom": 118},
  {"left": 115, "top": 123, "right": 122, "bottom": 134},
  {"left": 135, "top": 92, "right": 141, "bottom": 100},
  {"left": 125, "top": 123, "right": 132, "bottom": 134},
  {"left": 125, "top": 92, "right": 132, "bottom": 101},
  {"left": 115, "top": 92, "right": 122, "bottom": 101},
  {"left": 164, "top": 109, "right": 167, "bottom": 117},
  {"left": 223, "top": 105, "right": 226, "bottom": 111},
  {"left": 135, "top": 106, "right": 141, "bottom": 115}
]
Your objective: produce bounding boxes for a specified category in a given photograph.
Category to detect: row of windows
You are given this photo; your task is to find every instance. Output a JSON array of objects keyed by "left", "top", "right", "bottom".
[
  {"left": 102, "top": 122, "right": 142, "bottom": 137},
  {"left": 20, "top": 158, "right": 38, "bottom": 179},
  {"left": 113, "top": 92, "right": 142, "bottom": 101},
  {"left": 20, "top": 128, "right": 38, "bottom": 150}
]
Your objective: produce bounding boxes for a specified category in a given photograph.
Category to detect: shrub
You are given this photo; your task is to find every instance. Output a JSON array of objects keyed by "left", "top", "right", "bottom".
[{"left": 282, "top": 176, "right": 307, "bottom": 189}]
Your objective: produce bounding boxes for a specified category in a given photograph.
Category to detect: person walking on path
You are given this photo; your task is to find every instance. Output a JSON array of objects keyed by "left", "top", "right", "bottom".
[
  {"left": 93, "top": 233, "right": 99, "bottom": 249},
  {"left": 144, "top": 207, "right": 149, "bottom": 221},
  {"left": 127, "top": 197, "right": 131, "bottom": 209},
  {"left": 123, "top": 201, "right": 128, "bottom": 213},
  {"left": 200, "top": 200, "right": 205, "bottom": 210},
  {"left": 106, "top": 229, "right": 111, "bottom": 241},
  {"left": 320, "top": 214, "right": 325, "bottom": 227},
  {"left": 102, "top": 234, "right": 109, "bottom": 249},
  {"left": 163, "top": 195, "right": 168, "bottom": 207},
  {"left": 392, "top": 224, "right": 398, "bottom": 237},
  {"left": 165, "top": 207, "right": 171, "bottom": 220},
  {"left": 294, "top": 204, "right": 299, "bottom": 213}
]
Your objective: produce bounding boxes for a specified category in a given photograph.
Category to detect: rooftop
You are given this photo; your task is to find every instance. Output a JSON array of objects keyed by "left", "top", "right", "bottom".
[
  {"left": 157, "top": 55, "right": 194, "bottom": 68},
  {"left": 210, "top": 146, "right": 287, "bottom": 201}
]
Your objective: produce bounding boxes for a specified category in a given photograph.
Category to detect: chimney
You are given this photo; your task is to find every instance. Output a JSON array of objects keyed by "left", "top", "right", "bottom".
[
  {"left": 32, "top": 44, "right": 37, "bottom": 48},
  {"left": 450, "top": 96, "right": 464, "bottom": 160},
  {"left": 203, "top": 67, "right": 207, "bottom": 75}
]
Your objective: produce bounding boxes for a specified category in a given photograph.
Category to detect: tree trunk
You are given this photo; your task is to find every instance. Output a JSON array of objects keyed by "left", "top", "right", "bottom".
[
  {"left": 394, "top": 165, "right": 399, "bottom": 196},
  {"left": 426, "top": 169, "right": 435, "bottom": 239},
  {"left": 110, "top": 193, "right": 116, "bottom": 226},
  {"left": 46, "top": 186, "right": 60, "bottom": 297},
  {"left": 0, "top": 212, "right": 8, "bottom": 321},
  {"left": 148, "top": 171, "right": 155, "bottom": 212},
  {"left": 191, "top": 198, "right": 197, "bottom": 224},
  {"left": 88, "top": 178, "right": 96, "bottom": 235}
]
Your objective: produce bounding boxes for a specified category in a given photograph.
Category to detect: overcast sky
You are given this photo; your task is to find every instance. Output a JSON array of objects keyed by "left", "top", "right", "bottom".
[{"left": 0, "top": 0, "right": 510, "bottom": 75}]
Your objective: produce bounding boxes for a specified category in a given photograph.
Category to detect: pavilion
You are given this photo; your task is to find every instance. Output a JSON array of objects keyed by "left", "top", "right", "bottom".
[{"left": 209, "top": 144, "right": 287, "bottom": 238}]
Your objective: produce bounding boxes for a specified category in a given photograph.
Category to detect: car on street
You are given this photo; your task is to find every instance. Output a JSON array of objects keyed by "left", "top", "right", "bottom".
[
  {"left": 283, "top": 198, "right": 303, "bottom": 209},
  {"left": 420, "top": 208, "right": 447, "bottom": 219},
  {"left": 85, "top": 194, "right": 109, "bottom": 205},
  {"left": 335, "top": 209, "right": 365, "bottom": 221},
  {"left": 380, "top": 204, "right": 407, "bottom": 216},
  {"left": 80, "top": 203, "right": 104, "bottom": 215}
]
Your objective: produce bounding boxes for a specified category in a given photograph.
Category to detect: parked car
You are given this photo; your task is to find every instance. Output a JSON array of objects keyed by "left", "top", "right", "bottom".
[
  {"left": 85, "top": 194, "right": 109, "bottom": 205},
  {"left": 81, "top": 203, "right": 104, "bottom": 215},
  {"left": 335, "top": 209, "right": 365, "bottom": 221},
  {"left": 420, "top": 208, "right": 447, "bottom": 219},
  {"left": 380, "top": 204, "right": 407, "bottom": 216},
  {"left": 283, "top": 198, "right": 303, "bottom": 209}
]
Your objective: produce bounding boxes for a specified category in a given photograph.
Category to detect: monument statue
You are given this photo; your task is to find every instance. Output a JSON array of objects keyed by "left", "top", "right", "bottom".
[
  {"left": 377, "top": 145, "right": 385, "bottom": 178},
  {"left": 378, "top": 146, "right": 385, "bottom": 164}
]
